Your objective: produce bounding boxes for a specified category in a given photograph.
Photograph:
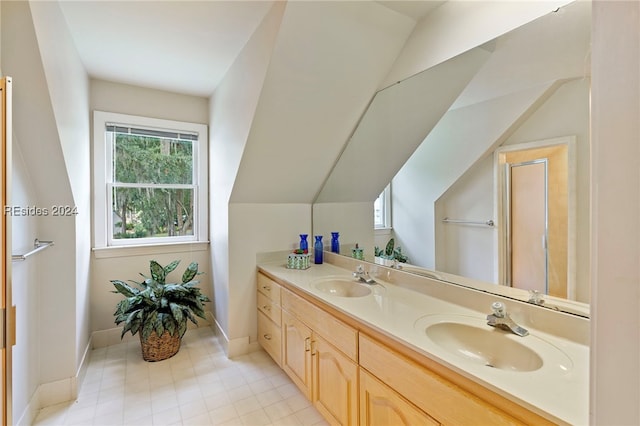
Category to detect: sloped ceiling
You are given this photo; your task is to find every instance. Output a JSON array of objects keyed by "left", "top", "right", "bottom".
[
  {"left": 57, "top": 0, "right": 437, "bottom": 99},
  {"left": 229, "top": 1, "right": 416, "bottom": 203},
  {"left": 57, "top": 1, "right": 432, "bottom": 205},
  {"left": 315, "top": 47, "right": 491, "bottom": 203}
]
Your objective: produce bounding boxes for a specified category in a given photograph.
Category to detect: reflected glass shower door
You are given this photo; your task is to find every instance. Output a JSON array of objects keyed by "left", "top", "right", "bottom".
[{"left": 508, "top": 159, "right": 548, "bottom": 294}]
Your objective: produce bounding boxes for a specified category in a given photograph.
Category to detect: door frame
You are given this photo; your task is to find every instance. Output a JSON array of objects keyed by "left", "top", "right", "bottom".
[
  {"left": 1, "top": 76, "right": 13, "bottom": 426},
  {"left": 505, "top": 158, "right": 549, "bottom": 293},
  {"left": 494, "top": 135, "right": 577, "bottom": 299}
]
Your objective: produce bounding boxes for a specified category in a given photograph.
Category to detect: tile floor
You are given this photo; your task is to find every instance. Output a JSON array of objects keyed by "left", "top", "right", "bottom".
[{"left": 34, "top": 327, "right": 328, "bottom": 426}]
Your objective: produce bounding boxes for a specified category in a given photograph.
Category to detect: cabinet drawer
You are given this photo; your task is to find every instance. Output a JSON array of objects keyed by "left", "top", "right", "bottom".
[
  {"left": 257, "top": 291, "right": 281, "bottom": 326},
  {"left": 359, "top": 334, "right": 522, "bottom": 425},
  {"left": 281, "top": 288, "right": 357, "bottom": 361},
  {"left": 258, "top": 310, "right": 281, "bottom": 366},
  {"left": 257, "top": 273, "right": 281, "bottom": 302},
  {"left": 360, "top": 368, "right": 439, "bottom": 426}
]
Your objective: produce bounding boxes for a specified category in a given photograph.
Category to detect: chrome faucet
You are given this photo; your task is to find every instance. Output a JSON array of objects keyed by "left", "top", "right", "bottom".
[
  {"left": 527, "top": 290, "right": 545, "bottom": 306},
  {"left": 486, "top": 301, "right": 529, "bottom": 337},
  {"left": 353, "top": 265, "right": 376, "bottom": 284},
  {"left": 391, "top": 259, "right": 403, "bottom": 270}
]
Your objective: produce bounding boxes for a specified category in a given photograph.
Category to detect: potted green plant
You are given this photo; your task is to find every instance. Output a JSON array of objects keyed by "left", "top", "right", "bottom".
[
  {"left": 374, "top": 238, "right": 409, "bottom": 264},
  {"left": 111, "top": 259, "right": 210, "bottom": 361}
]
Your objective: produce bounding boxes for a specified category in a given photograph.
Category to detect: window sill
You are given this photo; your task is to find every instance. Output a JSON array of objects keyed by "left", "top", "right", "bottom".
[
  {"left": 375, "top": 227, "right": 392, "bottom": 235},
  {"left": 92, "top": 241, "right": 210, "bottom": 259}
]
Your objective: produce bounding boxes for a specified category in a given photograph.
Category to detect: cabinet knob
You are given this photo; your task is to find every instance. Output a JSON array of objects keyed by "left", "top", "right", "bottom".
[
  {"left": 262, "top": 286, "right": 271, "bottom": 291},
  {"left": 263, "top": 334, "right": 272, "bottom": 340},
  {"left": 262, "top": 305, "right": 271, "bottom": 311}
]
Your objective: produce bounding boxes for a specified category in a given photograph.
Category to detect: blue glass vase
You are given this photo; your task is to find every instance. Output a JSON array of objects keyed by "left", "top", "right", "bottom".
[
  {"left": 314, "top": 235, "right": 323, "bottom": 264},
  {"left": 331, "top": 232, "right": 340, "bottom": 254},
  {"left": 299, "top": 234, "right": 308, "bottom": 253}
]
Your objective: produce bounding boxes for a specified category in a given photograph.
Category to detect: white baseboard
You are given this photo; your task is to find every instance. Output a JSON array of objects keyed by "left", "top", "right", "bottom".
[
  {"left": 91, "top": 311, "right": 215, "bottom": 349},
  {"left": 76, "top": 336, "right": 93, "bottom": 395},
  {"left": 39, "top": 377, "right": 77, "bottom": 408},
  {"left": 211, "top": 315, "right": 260, "bottom": 358},
  {"left": 15, "top": 387, "right": 40, "bottom": 426},
  {"left": 16, "top": 375, "right": 78, "bottom": 425},
  {"left": 15, "top": 340, "right": 94, "bottom": 425}
]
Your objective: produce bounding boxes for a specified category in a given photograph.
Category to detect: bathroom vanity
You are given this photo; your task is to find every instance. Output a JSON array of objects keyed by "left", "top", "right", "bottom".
[{"left": 256, "top": 255, "right": 588, "bottom": 425}]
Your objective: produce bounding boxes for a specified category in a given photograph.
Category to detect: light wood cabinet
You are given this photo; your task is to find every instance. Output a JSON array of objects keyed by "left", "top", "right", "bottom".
[
  {"left": 359, "top": 368, "right": 439, "bottom": 426},
  {"left": 359, "top": 334, "right": 547, "bottom": 425},
  {"left": 256, "top": 273, "right": 282, "bottom": 366},
  {"left": 256, "top": 270, "right": 555, "bottom": 426},
  {"left": 281, "top": 286, "right": 357, "bottom": 360},
  {"left": 280, "top": 286, "right": 359, "bottom": 425},
  {"left": 282, "top": 309, "right": 313, "bottom": 399},
  {"left": 257, "top": 311, "right": 281, "bottom": 365},
  {"left": 258, "top": 272, "right": 281, "bottom": 301},
  {"left": 312, "top": 334, "right": 358, "bottom": 425}
]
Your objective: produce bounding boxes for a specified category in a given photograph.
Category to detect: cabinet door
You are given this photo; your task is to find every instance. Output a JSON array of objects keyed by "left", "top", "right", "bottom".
[
  {"left": 312, "top": 335, "right": 358, "bottom": 425},
  {"left": 282, "top": 309, "right": 312, "bottom": 399},
  {"left": 359, "top": 369, "right": 439, "bottom": 426}
]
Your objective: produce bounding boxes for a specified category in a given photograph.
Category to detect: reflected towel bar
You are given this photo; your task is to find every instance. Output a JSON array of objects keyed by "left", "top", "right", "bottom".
[
  {"left": 12, "top": 239, "right": 54, "bottom": 261},
  {"left": 442, "top": 218, "right": 494, "bottom": 227}
]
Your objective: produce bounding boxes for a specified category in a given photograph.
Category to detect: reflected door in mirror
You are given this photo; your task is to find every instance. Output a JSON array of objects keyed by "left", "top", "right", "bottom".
[{"left": 509, "top": 160, "right": 548, "bottom": 294}]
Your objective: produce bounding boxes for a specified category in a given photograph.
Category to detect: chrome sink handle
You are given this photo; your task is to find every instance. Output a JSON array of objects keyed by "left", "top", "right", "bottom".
[{"left": 491, "top": 301, "right": 506, "bottom": 318}]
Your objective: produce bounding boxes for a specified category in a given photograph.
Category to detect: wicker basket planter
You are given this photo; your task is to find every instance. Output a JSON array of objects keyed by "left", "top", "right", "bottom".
[
  {"left": 111, "top": 260, "right": 209, "bottom": 362},
  {"left": 140, "top": 331, "right": 181, "bottom": 362}
]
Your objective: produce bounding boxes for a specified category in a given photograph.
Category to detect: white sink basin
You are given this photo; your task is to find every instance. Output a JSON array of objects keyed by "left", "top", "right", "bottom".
[
  {"left": 312, "top": 277, "right": 373, "bottom": 297},
  {"left": 414, "top": 314, "right": 573, "bottom": 374},
  {"left": 425, "top": 322, "right": 542, "bottom": 371}
]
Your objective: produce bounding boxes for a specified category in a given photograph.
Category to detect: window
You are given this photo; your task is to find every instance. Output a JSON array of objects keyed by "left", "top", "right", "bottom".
[
  {"left": 374, "top": 184, "right": 391, "bottom": 229},
  {"left": 94, "top": 111, "right": 208, "bottom": 247}
]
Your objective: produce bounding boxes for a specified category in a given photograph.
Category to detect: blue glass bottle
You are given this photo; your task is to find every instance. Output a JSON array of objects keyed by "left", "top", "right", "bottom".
[
  {"left": 331, "top": 232, "right": 340, "bottom": 254},
  {"left": 299, "top": 234, "right": 308, "bottom": 253},
  {"left": 314, "top": 235, "right": 323, "bottom": 264}
]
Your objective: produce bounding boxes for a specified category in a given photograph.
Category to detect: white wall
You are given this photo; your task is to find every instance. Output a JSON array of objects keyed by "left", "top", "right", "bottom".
[
  {"left": 228, "top": 203, "right": 310, "bottom": 354},
  {"left": 90, "top": 79, "right": 209, "bottom": 124},
  {"left": 89, "top": 81, "right": 211, "bottom": 337},
  {"left": 28, "top": 0, "right": 92, "bottom": 387},
  {"left": 590, "top": 1, "right": 640, "bottom": 424},
  {"left": 1, "top": 1, "right": 79, "bottom": 417},
  {"left": 10, "top": 142, "right": 41, "bottom": 424},
  {"left": 312, "top": 202, "right": 374, "bottom": 258},
  {"left": 91, "top": 248, "right": 212, "bottom": 337},
  {"left": 435, "top": 155, "right": 496, "bottom": 282},
  {"left": 208, "top": 2, "right": 285, "bottom": 349}
]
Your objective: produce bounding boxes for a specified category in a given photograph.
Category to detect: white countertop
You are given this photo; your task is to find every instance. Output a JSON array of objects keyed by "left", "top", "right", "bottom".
[{"left": 258, "top": 261, "right": 589, "bottom": 426}]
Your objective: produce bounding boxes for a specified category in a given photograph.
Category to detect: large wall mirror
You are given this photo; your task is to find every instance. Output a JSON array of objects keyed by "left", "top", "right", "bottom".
[{"left": 313, "top": 1, "right": 590, "bottom": 317}]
